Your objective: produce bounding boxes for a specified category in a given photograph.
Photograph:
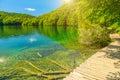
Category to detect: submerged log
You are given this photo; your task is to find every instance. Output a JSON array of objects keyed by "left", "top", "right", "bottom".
[
  {"left": 24, "top": 60, "right": 44, "bottom": 73},
  {"left": 0, "top": 58, "right": 72, "bottom": 80},
  {"left": 47, "top": 58, "right": 70, "bottom": 70}
]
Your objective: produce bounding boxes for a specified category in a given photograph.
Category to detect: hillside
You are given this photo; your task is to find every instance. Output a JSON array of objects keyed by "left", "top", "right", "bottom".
[
  {"left": 22, "top": 0, "right": 120, "bottom": 31},
  {"left": 23, "top": 1, "right": 79, "bottom": 26},
  {"left": 0, "top": 0, "right": 120, "bottom": 46},
  {"left": 0, "top": 11, "right": 35, "bottom": 25},
  {"left": 21, "top": 0, "right": 120, "bottom": 46},
  {"left": 1, "top": 0, "right": 120, "bottom": 30}
]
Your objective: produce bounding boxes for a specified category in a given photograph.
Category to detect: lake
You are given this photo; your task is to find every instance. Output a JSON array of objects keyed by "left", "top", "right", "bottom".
[{"left": 0, "top": 26, "right": 100, "bottom": 80}]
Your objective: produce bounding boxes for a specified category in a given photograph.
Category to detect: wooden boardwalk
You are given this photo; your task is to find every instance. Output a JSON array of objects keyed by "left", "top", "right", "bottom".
[{"left": 64, "top": 34, "right": 120, "bottom": 80}]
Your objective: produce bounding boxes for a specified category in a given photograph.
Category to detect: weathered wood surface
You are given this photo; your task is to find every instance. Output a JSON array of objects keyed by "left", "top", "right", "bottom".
[{"left": 64, "top": 34, "right": 120, "bottom": 80}]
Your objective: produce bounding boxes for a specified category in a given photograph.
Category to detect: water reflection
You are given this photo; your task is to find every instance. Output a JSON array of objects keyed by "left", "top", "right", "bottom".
[
  {"left": 0, "top": 26, "right": 99, "bottom": 80},
  {"left": 0, "top": 26, "right": 79, "bottom": 49}
]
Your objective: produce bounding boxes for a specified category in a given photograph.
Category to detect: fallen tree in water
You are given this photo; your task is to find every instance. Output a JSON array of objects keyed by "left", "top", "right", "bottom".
[{"left": 0, "top": 58, "right": 72, "bottom": 80}]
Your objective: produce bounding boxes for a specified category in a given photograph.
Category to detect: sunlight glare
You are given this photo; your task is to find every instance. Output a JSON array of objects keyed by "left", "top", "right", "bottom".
[
  {"left": 0, "top": 58, "right": 5, "bottom": 63},
  {"left": 63, "top": 0, "right": 71, "bottom": 3},
  {"left": 29, "top": 38, "right": 37, "bottom": 43}
]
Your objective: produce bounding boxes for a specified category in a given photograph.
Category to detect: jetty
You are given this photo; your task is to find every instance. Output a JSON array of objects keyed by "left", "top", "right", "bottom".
[{"left": 64, "top": 34, "right": 120, "bottom": 80}]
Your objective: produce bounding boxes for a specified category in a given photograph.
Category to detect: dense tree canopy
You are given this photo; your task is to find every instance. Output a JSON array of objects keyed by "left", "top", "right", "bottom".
[
  {"left": 1, "top": 0, "right": 118, "bottom": 46},
  {"left": 1, "top": 0, "right": 120, "bottom": 33},
  {"left": 0, "top": 11, "right": 35, "bottom": 25},
  {"left": 22, "top": 0, "right": 120, "bottom": 30}
]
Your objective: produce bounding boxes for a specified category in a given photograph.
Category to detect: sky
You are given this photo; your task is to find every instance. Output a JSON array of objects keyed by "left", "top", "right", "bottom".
[{"left": 0, "top": 0, "right": 62, "bottom": 16}]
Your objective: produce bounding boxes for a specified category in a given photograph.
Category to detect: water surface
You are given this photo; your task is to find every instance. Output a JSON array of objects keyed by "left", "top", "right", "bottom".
[{"left": 0, "top": 26, "right": 100, "bottom": 80}]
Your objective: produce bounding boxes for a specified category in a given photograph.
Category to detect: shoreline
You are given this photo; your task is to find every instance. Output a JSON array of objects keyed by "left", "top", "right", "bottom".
[{"left": 64, "top": 34, "right": 120, "bottom": 80}]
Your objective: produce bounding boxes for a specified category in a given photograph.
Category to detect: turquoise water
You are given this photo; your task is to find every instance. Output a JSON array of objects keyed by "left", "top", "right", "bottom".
[
  {"left": 0, "top": 33, "right": 64, "bottom": 57},
  {"left": 0, "top": 26, "right": 66, "bottom": 57},
  {"left": 0, "top": 26, "right": 99, "bottom": 80}
]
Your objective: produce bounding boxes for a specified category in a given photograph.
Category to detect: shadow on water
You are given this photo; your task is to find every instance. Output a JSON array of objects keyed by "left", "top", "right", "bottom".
[{"left": 99, "top": 39, "right": 120, "bottom": 80}]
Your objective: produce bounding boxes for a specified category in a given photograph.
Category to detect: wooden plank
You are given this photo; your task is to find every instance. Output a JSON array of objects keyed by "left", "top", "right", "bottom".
[{"left": 64, "top": 34, "right": 120, "bottom": 80}]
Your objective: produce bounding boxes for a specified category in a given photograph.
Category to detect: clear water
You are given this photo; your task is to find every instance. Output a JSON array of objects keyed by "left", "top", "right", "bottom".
[
  {"left": 0, "top": 26, "right": 99, "bottom": 80},
  {"left": 0, "top": 26, "right": 66, "bottom": 57},
  {"left": 0, "top": 33, "right": 64, "bottom": 56}
]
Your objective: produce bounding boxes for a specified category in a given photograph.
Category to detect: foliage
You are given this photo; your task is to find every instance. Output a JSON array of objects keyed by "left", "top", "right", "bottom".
[
  {"left": 21, "top": 0, "right": 120, "bottom": 28},
  {"left": 22, "top": 18, "right": 38, "bottom": 26},
  {"left": 0, "top": 0, "right": 115, "bottom": 46},
  {"left": 22, "top": 2, "right": 79, "bottom": 26},
  {"left": 79, "top": 21, "right": 110, "bottom": 47},
  {"left": 0, "top": 11, "right": 34, "bottom": 25},
  {"left": 1, "top": 0, "right": 120, "bottom": 29}
]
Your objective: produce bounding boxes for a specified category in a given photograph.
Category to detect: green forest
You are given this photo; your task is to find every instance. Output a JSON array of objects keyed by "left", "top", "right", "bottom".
[
  {"left": 0, "top": 0, "right": 120, "bottom": 46},
  {"left": 0, "top": 0, "right": 120, "bottom": 27},
  {"left": 0, "top": 0, "right": 120, "bottom": 80},
  {"left": 0, "top": 0, "right": 119, "bottom": 27},
  {"left": 0, "top": 11, "right": 35, "bottom": 25}
]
